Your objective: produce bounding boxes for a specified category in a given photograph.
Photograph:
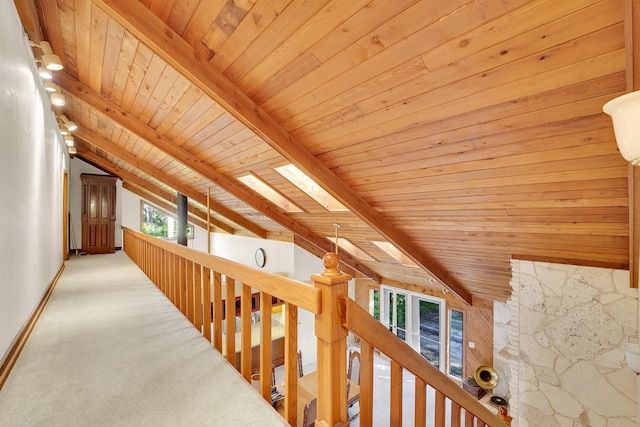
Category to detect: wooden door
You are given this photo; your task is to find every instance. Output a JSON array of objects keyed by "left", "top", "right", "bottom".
[{"left": 81, "top": 174, "right": 117, "bottom": 254}]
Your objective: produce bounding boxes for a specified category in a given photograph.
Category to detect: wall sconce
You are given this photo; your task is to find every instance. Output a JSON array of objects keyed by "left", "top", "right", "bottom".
[
  {"left": 60, "top": 114, "right": 77, "bottom": 131},
  {"left": 603, "top": 91, "right": 640, "bottom": 165},
  {"left": 29, "top": 41, "right": 63, "bottom": 71},
  {"left": 64, "top": 135, "right": 75, "bottom": 147}
]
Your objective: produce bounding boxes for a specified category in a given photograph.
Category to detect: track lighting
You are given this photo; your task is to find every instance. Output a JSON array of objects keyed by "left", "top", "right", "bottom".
[
  {"left": 43, "top": 81, "right": 57, "bottom": 92},
  {"left": 60, "top": 114, "right": 77, "bottom": 131},
  {"left": 50, "top": 91, "right": 66, "bottom": 106},
  {"left": 38, "top": 66, "right": 52, "bottom": 80},
  {"left": 29, "top": 40, "right": 63, "bottom": 71}
]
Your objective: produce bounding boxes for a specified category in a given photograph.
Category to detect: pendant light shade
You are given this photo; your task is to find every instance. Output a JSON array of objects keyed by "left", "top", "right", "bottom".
[{"left": 603, "top": 91, "right": 640, "bottom": 165}]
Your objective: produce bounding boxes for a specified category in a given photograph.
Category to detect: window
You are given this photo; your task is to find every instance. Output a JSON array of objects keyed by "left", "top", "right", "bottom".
[
  {"left": 275, "top": 164, "right": 348, "bottom": 212},
  {"left": 371, "top": 289, "right": 380, "bottom": 320},
  {"left": 379, "top": 285, "right": 461, "bottom": 378},
  {"left": 141, "top": 202, "right": 193, "bottom": 239},
  {"left": 238, "top": 173, "right": 303, "bottom": 212},
  {"left": 448, "top": 309, "right": 464, "bottom": 379}
]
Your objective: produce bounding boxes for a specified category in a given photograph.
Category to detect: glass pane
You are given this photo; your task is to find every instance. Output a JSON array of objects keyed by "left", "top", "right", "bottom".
[
  {"left": 418, "top": 300, "right": 440, "bottom": 368},
  {"left": 395, "top": 294, "right": 406, "bottom": 340},
  {"left": 371, "top": 290, "right": 379, "bottom": 320},
  {"left": 449, "top": 310, "right": 464, "bottom": 379},
  {"left": 141, "top": 203, "right": 169, "bottom": 238},
  {"left": 101, "top": 186, "right": 109, "bottom": 218},
  {"left": 89, "top": 184, "right": 97, "bottom": 218}
]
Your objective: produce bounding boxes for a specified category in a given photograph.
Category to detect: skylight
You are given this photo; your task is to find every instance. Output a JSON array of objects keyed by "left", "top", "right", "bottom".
[
  {"left": 372, "top": 241, "right": 418, "bottom": 267},
  {"left": 238, "top": 173, "right": 303, "bottom": 213},
  {"left": 275, "top": 164, "right": 348, "bottom": 212}
]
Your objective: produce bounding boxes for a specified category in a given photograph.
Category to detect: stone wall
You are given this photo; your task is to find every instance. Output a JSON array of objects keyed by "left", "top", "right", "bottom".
[{"left": 498, "top": 260, "right": 638, "bottom": 426}]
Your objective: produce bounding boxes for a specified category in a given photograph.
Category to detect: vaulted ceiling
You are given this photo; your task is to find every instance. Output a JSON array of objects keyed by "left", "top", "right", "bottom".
[{"left": 15, "top": 0, "right": 632, "bottom": 305}]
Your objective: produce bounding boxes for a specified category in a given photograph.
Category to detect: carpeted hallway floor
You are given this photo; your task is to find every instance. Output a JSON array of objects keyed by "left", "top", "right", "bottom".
[{"left": 0, "top": 251, "right": 288, "bottom": 427}]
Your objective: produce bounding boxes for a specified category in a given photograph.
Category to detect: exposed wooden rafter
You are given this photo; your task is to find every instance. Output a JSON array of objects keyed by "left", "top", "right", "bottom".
[
  {"left": 75, "top": 128, "right": 239, "bottom": 235},
  {"left": 57, "top": 73, "right": 381, "bottom": 283},
  {"left": 76, "top": 148, "right": 232, "bottom": 233},
  {"left": 90, "top": 0, "right": 471, "bottom": 304}
]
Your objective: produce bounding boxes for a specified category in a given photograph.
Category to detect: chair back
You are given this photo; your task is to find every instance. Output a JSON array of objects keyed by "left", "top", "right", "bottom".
[
  {"left": 347, "top": 350, "right": 361, "bottom": 385},
  {"left": 302, "top": 397, "right": 317, "bottom": 427}
]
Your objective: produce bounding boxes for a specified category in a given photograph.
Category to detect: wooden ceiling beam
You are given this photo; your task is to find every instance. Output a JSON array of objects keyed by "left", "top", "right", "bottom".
[
  {"left": 58, "top": 92, "right": 267, "bottom": 239},
  {"left": 91, "top": 0, "right": 471, "bottom": 304},
  {"left": 74, "top": 128, "right": 238, "bottom": 235},
  {"left": 58, "top": 72, "right": 379, "bottom": 282}
]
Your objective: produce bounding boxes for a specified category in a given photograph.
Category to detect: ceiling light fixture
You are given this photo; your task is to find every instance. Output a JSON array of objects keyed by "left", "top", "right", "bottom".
[
  {"left": 60, "top": 114, "right": 78, "bottom": 131},
  {"left": 43, "top": 81, "right": 57, "bottom": 92},
  {"left": 64, "top": 135, "right": 74, "bottom": 147},
  {"left": 38, "top": 65, "right": 52, "bottom": 80},
  {"left": 50, "top": 91, "right": 66, "bottom": 106},
  {"left": 29, "top": 41, "right": 64, "bottom": 71},
  {"left": 604, "top": 91, "right": 640, "bottom": 165}
]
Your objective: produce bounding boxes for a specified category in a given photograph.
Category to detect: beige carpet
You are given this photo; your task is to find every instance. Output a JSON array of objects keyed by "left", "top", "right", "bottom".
[{"left": 0, "top": 251, "right": 288, "bottom": 427}]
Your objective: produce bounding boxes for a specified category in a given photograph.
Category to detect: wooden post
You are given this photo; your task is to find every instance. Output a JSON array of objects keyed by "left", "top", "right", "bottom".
[{"left": 312, "top": 253, "right": 352, "bottom": 426}]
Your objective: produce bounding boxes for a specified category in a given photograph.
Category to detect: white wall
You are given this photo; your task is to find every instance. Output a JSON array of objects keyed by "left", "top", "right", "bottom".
[
  {"left": 0, "top": 3, "right": 69, "bottom": 360},
  {"left": 68, "top": 157, "right": 123, "bottom": 251}
]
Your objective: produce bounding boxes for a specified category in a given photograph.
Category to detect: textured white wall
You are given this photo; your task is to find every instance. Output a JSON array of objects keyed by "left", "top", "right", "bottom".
[{"left": 0, "top": 3, "right": 69, "bottom": 359}]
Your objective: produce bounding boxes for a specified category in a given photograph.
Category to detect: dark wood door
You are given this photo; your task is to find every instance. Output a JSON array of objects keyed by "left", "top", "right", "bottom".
[{"left": 81, "top": 174, "right": 117, "bottom": 254}]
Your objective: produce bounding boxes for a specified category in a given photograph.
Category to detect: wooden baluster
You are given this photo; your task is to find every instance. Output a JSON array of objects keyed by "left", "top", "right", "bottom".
[
  {"left": 435, "top": 390, "right": 445, "bottom": 427},
  {"left": 179, "top": 258, "right": 187, "bottom": 315},
  {"left": 311, "top": 253, "right": 350, "bottom": 426},
  {"left": 390, "top": 360, "right": 403, "bottom": 426},
  {"left": 212, "top": 271, "right": 222, "bottom": 352},
  {"left": 260, "top": 292, "right": 272, "bottom": 402},
  {"left": 202, "top": 267, "right": 212, "bottom": 342},
  {"left": 186, "top": 260, "right": 194, "bottom": 325},
  {"left": 194, "top": 263, "right": 203, "bottom": 333},
  {"left": 240, "top": 283, "right": 252, "bottom": 381},
  {"left": 225, "top": 277, "right": 236, "bottom": 367},
  {"left": 359, "top": 340, "right": 374, "bottom": 427},
  {"left": 451, "top": 401, "right": 461, "bottom": 427},
  {"left": 464, "top": 409, "right": 474, "bottom": 426},
  {"left": 415, "top": 377, "right": 426, "bottom": 427},
  {"left": 283, "top": 302, "right": 298, "bottom": 425}
]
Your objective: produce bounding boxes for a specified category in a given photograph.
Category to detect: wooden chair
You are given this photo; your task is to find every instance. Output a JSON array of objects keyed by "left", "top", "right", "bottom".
[
  {"left": 347, "top": 350, "right": 361, "bottom": 420},
  {"left": 347, "top": 350, "right": 361, "bottom": 385},
  {"left": 302, "top": 397, "right": 317, "bottom": 427},
  {"left": 297, "top": 350, "right": 304, "bottom": 378}
]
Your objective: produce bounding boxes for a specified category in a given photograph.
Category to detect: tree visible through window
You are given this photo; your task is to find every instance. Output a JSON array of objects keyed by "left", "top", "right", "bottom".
[{"left": 141, "top": 202, "right": 193, "bottom": 239}]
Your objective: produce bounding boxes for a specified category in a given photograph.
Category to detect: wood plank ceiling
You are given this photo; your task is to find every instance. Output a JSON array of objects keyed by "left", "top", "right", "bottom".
[{"left": 16, "top": 0, "right": 630, "bottom": 305}]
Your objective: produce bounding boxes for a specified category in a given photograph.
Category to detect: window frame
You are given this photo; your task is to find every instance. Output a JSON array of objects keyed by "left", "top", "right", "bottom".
[
  {"left": 378, "top": 284, "right": 463, "bottom": 379},
  {"left": 140, "top": 201, "right": 194, "bottom": 240}
]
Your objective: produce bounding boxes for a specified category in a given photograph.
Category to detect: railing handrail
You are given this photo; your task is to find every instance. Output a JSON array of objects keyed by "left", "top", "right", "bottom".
[
  {"left": 122, "top": 227, "right": 320, "bottom": 313},
  {"left": 340, "top": 297, "right": 507, "bottom": 426}
]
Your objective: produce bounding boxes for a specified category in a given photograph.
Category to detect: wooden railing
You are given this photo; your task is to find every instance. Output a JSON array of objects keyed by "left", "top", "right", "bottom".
[{"left": 123, "top": 228, "right": 505, "bottom": 426}]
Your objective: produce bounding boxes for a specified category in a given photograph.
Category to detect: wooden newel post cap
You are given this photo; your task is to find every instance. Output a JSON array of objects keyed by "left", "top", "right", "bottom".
[{"left": 321, "top": 252, "right": 341, "bottom": 277}]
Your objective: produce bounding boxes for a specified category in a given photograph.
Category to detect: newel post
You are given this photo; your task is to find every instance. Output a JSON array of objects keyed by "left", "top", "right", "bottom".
[{"left": 312, "top": 252, "right": 352, "bottom": 427}]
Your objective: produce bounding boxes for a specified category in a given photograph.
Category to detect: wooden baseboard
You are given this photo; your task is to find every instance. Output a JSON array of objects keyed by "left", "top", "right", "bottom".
[{"left": 0, "top": 262, "right": 65, "bottom": 389}]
